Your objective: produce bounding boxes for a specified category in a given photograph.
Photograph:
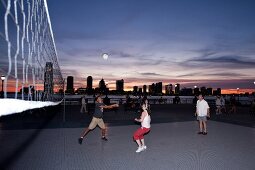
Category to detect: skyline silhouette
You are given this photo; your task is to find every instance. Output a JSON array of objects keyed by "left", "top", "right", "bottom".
[{"left": 47, "top": 0, "right": 255, "bottom": 92}]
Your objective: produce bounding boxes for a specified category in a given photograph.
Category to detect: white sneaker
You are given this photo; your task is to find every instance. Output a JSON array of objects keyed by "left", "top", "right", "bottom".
[
  {"left": 136, "top": 147, "right": 143, "bottom": 153},
  {"left": 142, "top": 145, "right": 147, "bottom": 150}
]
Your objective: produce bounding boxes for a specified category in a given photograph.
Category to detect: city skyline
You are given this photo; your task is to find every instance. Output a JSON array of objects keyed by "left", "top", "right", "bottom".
[
  {"left": 63, "top": 75, "right": 253, "bottom": 95},
  {"left": 48, "top": 0, "right": 254, "bottom": 93}
]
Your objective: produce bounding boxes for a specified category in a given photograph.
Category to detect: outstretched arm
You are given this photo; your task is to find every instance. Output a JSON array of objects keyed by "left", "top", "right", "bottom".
[{"left": 100, "top": 104, "right": 119, "bottom": 109}]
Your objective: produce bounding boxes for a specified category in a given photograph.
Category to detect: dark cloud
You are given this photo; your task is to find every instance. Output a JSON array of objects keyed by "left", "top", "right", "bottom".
[
  {"left": 178, "top": 72, "right": 248, "bottom": 78},
  {"left": 181, "top": 55, "right": 255, "bottom": 69},
  {"left": 139, "top": 72, "right": 163, "bottom": 76}
]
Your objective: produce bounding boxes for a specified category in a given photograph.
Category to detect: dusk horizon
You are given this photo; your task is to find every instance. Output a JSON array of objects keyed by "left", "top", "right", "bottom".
[{"left": 47, "top": 0, "right": 255, "bottom": 93}]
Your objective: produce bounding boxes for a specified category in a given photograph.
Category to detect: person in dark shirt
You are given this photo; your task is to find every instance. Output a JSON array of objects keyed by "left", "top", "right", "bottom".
[{"left": 78, "top": 96, "right": 118, "bottom": 144}]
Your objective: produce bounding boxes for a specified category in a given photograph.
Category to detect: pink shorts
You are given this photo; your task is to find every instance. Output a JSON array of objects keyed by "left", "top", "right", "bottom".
[{"left": 133, "top": 127, "right": 150, "bottom": 140}]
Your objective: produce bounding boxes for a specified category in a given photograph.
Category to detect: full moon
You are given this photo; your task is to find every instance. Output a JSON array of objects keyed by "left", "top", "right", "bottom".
[{"left": 102, "top": 53, "right": 109, "bottom": 60}]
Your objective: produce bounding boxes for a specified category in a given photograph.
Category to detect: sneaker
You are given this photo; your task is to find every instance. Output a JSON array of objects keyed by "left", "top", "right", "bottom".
[
  {"left": 101, "top": 137, "right": 108, "bottom": 141},
  {"left": 78, "top": 137, "right": 83, "bottom": 144},
  {"left": 203, "top": 132, "right": 208, "bottom": 135},
  {"left": 136, "top": 147, "right": 143, "bottom": 153},
  {"left": 142, "top": 145, "right": 147, "bottom": 151},
  {"left": 197, "top": 132, "right": 203, "bottom": 135}
]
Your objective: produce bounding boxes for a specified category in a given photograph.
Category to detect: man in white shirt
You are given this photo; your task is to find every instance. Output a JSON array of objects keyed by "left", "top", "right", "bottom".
[{"left": 195, "top": 94, "right": 210, "bottom": 135}]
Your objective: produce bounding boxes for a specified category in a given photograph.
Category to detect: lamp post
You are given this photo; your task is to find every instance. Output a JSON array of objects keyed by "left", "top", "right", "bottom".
[
  {"left": 194, "top": 86, "right": 197, "bottom": 95},
  {"left": 1, "top": 75, "right": 6, "bottom": 98}
]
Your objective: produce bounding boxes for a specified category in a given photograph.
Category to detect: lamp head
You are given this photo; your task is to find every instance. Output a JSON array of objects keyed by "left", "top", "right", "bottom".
[{"left": 1, "top": 75, "right": 5, "bottom": 81}]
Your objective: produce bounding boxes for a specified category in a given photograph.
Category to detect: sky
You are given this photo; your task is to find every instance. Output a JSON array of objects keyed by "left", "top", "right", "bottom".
[{"left": 47, "top": 0, "right": 255, "bottom": 92}]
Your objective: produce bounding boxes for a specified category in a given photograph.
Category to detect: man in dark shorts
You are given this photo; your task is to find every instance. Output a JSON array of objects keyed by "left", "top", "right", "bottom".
[{"left": 78, "top": 96, "right": 119, "bottom": 144}]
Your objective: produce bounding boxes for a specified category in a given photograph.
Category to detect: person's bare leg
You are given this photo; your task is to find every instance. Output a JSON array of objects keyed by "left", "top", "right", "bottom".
[
  {"left": 78, "top": 128, "right": 91, "bottom": 144},
  {"left": 203, "top": 121, "right": 207, "bottom": 134},
  {"left": 141, "top": 138, "right": 147, "bottom": 150},
  {"left": 199, "top": 121, "right": 203, "bottom": 132},
  {"left": 80, "top": 128, "right": 91, "bottom": 138},
  {"left": 136, "top": 139, "right": 142, "bottom": 147}
]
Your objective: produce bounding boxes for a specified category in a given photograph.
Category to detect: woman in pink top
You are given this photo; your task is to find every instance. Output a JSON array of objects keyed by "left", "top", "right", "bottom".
[{"left": 133, "top": 98, "right": 151, "bottom": 153}]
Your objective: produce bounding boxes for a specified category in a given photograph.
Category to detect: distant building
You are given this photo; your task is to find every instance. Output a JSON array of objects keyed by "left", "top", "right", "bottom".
[
  {"left": 206, "top": 88, "right": 213, "bottom": 96},
  {"left": 156, "top": 82, "right": 162, "bottom": 95},
  {"left": 76, "top": 88, "right": 86, "bottom": 94},
  {"left": 44, "top": 62, "right": 54, "bottom": 100},
  {"left": 116, "top": 79, "right": 124, "bottom": 94},
  {"left": 165, "top": 84, "right": 173, "bottom": 95},
  {"left": 181, "top": 88, "right": 193, "bottom": 96},
  {"left": 86, "top": 76, "right": 93, "bottom": 94},
  {"left": 217, "top": 88, "right": 221, "bottom": 95},
  {"left": 138, "top": 88, "right": 143, "bottom": 95},
  {"left": 87, "top": 76, "right": 93, "bottom": 89},
  {"left": 200, "top": 86, "right": 207, "bottom": 95},
  {"left": 143, "top": 85, "right": 147, "bottom": 94},
  {"left": 133, "top": 86, "right": 138, "bottom": 95},
  {"left": 149, "top": 83, "right": 156, "bottom": 95},
  {"left": 194, "top": 87, "right": 200, "bottom": 96},
  {"left": 175, "top": 83, "right": 180, "bottom": 95},
  {"left": 99, "top": 78, "right": 107, "bottom": 93},
  {"left": 66, "top": 76, "right": 74, "bottom": 94}
]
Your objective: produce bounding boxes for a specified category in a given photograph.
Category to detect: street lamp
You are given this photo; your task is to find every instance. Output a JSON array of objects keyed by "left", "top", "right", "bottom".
[
  {"left": 1, "top": 75, "right": 6, "bottom": 98},
  {"left": 237, "top": 88, "right": 240, "bottom": 103}
]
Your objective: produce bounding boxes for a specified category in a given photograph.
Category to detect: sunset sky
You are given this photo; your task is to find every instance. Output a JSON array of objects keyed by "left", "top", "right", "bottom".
[{"left": 47, "top": 0, "right": 255, "bottom": 92}]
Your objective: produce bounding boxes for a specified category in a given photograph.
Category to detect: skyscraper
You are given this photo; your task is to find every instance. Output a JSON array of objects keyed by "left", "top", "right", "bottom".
[
  {"left": 165, "top": 84, "right": 173, "bottom": 95},
  {"left": 207, "top": 88, "right": 213, "bottom": 96},
  {"left": 156, "top": 82, "right": 162, "bottom": 94},
  {"left": 149, "top": 83, "right": 156, "bottom": 95},
  {"left": 200, "top": 86, "right": 207, "bottom": 95},
  {"left": 143, "top": 85, "right": 147, "bottom": 94},
  {"left": 116, "top": 79, "right": 124, "bottom": 93},
  {"left": 175, "top": 83, "right": 180, "bottom": 95},
  {"left": 133, "top": 86, "right": 138, "bottom": 95},
  {"left": 44, "top": 62, "right": 53, "bottom": 100},
  {"left": 99, "top": 78, "right": 106, "bottom": 93},
  {"left": 87, "top": 76, "right": 93, "bottom": 89},
  {"left": 67, "top": 76, "right": 74, "bottom": 94}
]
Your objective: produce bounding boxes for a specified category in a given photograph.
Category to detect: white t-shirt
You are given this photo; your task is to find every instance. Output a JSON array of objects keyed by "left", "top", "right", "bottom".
[
  {"left": 196, "top": 99, "right": 210, "bottom": 117},
  {"left": 141, "top": 112, "right": 151, "bottom": 128}
]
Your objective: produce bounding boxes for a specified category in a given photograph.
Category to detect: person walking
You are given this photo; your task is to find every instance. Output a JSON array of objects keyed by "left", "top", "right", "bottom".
[
  {"left": 78, "top": 96, "right": 118, "bottom": 144},
  {"left": 80, "top": 95, "right": 87, "bottom": 113},
  {"left": 195, "top": 94, "right": 210, "bottom": 135}
]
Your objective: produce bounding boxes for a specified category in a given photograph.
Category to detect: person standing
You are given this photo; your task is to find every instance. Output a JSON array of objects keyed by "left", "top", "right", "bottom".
[
  {"left": 215, "top": 95, "right": 222, "bottom": 115},
  {"left": 133, "top": 98, "right": 151, "bottom": 153},
  {"left": 229, "top": 95, "right": 237, "bottom": 114},
  {"left": 195, "top": 94, "right": 210, "bottom": 135},
  {"left": 80, "top": 95, "right": 87, "bottom": 113},
  {"left": 78, "top": 96, "right": 118, "bottom": 144},
  {"left": 220, "top": 95, "right": 227, "bottom": 114}
]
